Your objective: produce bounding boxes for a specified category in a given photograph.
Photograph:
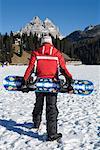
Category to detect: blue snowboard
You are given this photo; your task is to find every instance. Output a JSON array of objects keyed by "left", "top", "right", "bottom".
[{"left": 3, "top": 76, "right": 94, "bottom": 95}]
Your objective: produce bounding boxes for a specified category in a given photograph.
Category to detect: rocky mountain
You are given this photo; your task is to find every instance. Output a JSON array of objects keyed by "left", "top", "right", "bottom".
[
  {"left": 66, "top": 24, "right": 100, "bottom": 42},
  {"left": 18, "top": 16, "right": 63, "bottom": 39}
]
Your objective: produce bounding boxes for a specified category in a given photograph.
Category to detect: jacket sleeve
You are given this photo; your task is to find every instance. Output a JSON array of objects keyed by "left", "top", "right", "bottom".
[
  {"left": 56, "top": 51, "right": 72, "bottom": 78},
  {"left": 24, "top": 53, "right": 36, "bottom": 81}
]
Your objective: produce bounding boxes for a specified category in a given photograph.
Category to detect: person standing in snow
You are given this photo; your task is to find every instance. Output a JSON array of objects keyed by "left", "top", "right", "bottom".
[{"left": 23, "top": 35, "right": 73, "bottom": 141}]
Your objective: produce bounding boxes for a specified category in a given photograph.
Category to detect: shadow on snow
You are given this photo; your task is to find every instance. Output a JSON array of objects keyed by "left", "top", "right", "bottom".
[{"left": 0, "top": 119, "right": 46, "bottom": 141}]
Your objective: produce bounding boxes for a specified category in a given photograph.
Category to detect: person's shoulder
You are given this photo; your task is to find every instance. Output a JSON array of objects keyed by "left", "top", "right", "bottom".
[
  {"left": 31, "top": 50, "right": 37, "bottom": 56},
  {"left": 31, "top": 46, "right": 43, "bottom": 55},
  {"left": 53, "top": 47, "right": 62, "bottom": 56}
]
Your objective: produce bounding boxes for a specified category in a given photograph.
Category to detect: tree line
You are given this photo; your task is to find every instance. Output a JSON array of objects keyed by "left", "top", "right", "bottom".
[{"left": 0, "top": 32, "right": 100, "bottom": 64}]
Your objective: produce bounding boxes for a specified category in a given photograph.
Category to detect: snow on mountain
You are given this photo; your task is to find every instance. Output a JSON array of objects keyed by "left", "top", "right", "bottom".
[
  {"left": 19, "top": 16, "right": 63, "bottom": 39},
  {"left": 84, "top": 25, "right": 94, "bottom": 31},
  {"left": 0, "top": 65, "right": 100, "bottom": 150},
  {"left": 67, "top": 24, "right": 100, "bottom": 41}
]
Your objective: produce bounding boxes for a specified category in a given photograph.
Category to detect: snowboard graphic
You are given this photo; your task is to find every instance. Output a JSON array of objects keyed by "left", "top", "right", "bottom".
[{"left": 3, "top": 76, "right": 94, "bottom": 95}]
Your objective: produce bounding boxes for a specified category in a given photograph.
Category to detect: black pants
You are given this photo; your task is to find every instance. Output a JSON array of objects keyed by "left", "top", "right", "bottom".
[{"left": 32, "top": 92, "right": 58, "bottom": 136}]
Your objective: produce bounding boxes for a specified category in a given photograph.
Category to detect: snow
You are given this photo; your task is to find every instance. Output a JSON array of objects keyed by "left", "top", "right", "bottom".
[
  {"left": 84, "top": 25, "right": 94, "bottom": 31},
  {"left": 0, "top": 65, "right": 100, "bottom": 150}
]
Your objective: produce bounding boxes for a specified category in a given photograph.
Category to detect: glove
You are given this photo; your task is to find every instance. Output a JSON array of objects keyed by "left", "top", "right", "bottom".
[
  {"left": 65, "top": 76, "right": 74, "bottom": 93},
  {"left": 67, "top": 85, "right": 74, "bottom": 93},
  {"left": 59, "top": 68, "right": 73, "bottom": 85},
  {"left": 21, "top": 78, "right": 29, "bottom": 93},
  {"left": 65, "top": 76, "right": 74, "bottom": 85}
]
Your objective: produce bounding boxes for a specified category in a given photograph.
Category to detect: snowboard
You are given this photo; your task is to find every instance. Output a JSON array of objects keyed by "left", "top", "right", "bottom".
[{"left": 3, "top": 76, "right": 94, "bottom": 95}]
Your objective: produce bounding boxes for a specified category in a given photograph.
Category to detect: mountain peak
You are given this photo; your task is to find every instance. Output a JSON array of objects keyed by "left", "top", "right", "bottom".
[
  {"left": 44, "top": 18, "right": 55, "bottom": 28},
  {"left": 84, "top": 25, "right": 94, "bottom": 31},
  {"left": 30, "top": 16, "right": 42, "bottom": 25},
  {"left": 19, "top": 16, "right": 63, "bottom": 39},
  {"left": 44, "top": 18, "right": 54, "bottom": 25},
  {"left": 44, "top": 17, "right": 51, "bottom": 22}
]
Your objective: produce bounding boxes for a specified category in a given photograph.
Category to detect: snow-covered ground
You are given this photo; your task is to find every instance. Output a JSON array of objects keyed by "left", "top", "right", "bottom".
[{"left": 0, "top": 65, "right": 100, "bottom": 150}]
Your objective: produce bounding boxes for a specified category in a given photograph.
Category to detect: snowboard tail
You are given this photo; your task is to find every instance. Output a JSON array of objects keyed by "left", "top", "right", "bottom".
[{"left": 3, "top": 76, "right": 94, "bottom": 95}]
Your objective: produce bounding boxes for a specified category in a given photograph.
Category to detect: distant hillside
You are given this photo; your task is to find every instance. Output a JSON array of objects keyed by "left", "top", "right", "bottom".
[
  {"left": 11, "top": 45, "right": 31, "bottom": 65},
  {"left": 66, "top": 25, "right": 100, "bottom": 42},
  {"left": 61, "top": 25, "right": 100, "bottom": 64},
  {"left": 11, "top": 51, "right": 30, "bottom": 65}
]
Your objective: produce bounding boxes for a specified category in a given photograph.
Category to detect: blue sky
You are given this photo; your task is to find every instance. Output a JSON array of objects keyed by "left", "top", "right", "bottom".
[{"left": 0, "top": 0, "right": 100, "bottom": 36}]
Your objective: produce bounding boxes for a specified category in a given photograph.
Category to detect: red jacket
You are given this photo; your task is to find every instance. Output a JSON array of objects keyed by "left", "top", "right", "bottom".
[{"left": 24, "top": 43, "right": 72, "bottom": 81}]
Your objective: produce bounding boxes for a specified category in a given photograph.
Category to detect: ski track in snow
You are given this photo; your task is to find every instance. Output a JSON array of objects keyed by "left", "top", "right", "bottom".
[{"left": 0, "top": 65, "right": 100, "bottom": 150}]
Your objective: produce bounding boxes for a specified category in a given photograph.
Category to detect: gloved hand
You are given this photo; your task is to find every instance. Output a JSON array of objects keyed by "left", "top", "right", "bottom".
[
  {"left": 67, "top": 85, "right": 74, "bottom": 93},
  {"left": 65, "top": 76, "right": 74, "bottom": 93},
  {"left": 21, "top": 78, "right": 29, "bottom": 93},
  {"left": 65, "top": 76, "right": 74, "bottom": 85}
]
